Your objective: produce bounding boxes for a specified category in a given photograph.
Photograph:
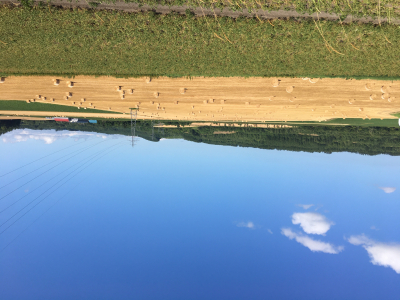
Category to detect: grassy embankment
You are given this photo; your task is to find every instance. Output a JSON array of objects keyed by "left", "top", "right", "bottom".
[
  {"left": 0, "top": 100, "right": 121, "bottom": 114},
  {"left": 0, "top": 6, "right": 400, "bottom": 78}
]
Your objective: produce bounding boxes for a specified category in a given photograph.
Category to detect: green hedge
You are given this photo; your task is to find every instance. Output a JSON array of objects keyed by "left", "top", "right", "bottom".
[{"left": 1, "top": 6, "right": 400, "bottom": 78}]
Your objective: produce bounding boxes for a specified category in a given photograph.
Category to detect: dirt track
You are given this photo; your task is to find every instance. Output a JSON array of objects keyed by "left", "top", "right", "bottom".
[
  {"left": 1, "top": 76, "right": 399, "bottom": 122},
  {"left": 1, "top": 0, "right": 399, "bottom": 24}
]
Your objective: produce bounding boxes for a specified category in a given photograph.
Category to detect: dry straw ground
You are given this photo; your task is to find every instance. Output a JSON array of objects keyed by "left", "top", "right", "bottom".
[{"left": 0, "top": 76, "right": 399, "bottom": 122}]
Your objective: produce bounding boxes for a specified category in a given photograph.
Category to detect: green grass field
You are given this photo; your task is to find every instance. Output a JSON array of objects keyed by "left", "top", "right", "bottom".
[
  {"left": 0, "top": 100, "right": 121, "bottom": 114},
  {"left": 1, "top": 6, "right": 400, "bottom": 78}
]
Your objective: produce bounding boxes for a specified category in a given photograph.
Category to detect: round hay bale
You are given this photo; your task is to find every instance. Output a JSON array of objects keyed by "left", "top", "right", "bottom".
[
  {"left": 32, "top": 99, "right": 35, "bottom": 102},
  {"left": 153, "top": 92, "right": 159, "bottom": 98},
  {"left": 89, "top": 103, "right": 92, "bottom": 106},
  {"left": 191, "top": 105, "right": 194, "bottom": 109},
  {"left": 0, "top": 77, "right": 5, "bottom": 83},
  {"left": 116, "top": 86, "right": 122, "bottom": 91},
  {"left": 203, "top": 100, "right": 208, "bottom": 104},
  {"left": 330, "top": 104, "right": 335, "bottom": 108},
  {"left": 81, "top": 98, "right": 85, "bottom": 102},
  {"left": 221, "top": 100, "right": 225, "bottom": 104},
  {"left": 121, "top": 95, "right": 125, "bottom": 99},
  {"left": 68, "top": 82, "right": 74, "bottom": 88},
  {"left": 42, "top": 97, "right": 47, "bottom": 101},
  {"left": 369, "top": 94, "right": 376, "bottom": 101},
  {"left": 54, "top": 79, "right": 60, "bottom": 86},
  {"left": 175, "top": 101, "right": 179, "bottom": 105},
  {"left": 245, "top": 102, "right": 250, "bottom": 105},
  {"left": 365, "top": 83, "right": 372, "bottom": 91},
  {"left": 382, "top": 93, "right": 389, "bottom": 100},
  {"left": 93, "top": 106, "right": 96, "bottom": 109},
  {"left": 150, "top": 101, "right": 154, "bottom": 105},
  {"left": 36, "top": 95, "right": 41, "bottom": 99},
  {"left": 145, "top": 77, "right": 151, "bottom": 83},
  {"left": 179, "top": 88, "right": 186, "bottom": 94},
  {"left": 359, "top": 108, "right": 364, "bottom": 111},
  {"left": 129, "top": 89, "right": 134, "bottom": 94},
  {"left": 286, "top": 86, "right": 294, "bottom": 93},
  {"left": 272, "top": 79, "right": 280, "bottom": 87},
  {"left": 71, "top": 101, "right": 75, "bottom": 105},
  {"left": 66, "top": 92, "right": 72, "bottom": 97},
  {"left": 209, "top": 98, "right": 214, "bottom": 103},
  {"left": 381, "top": 86, "right": 387, "bottom": 93},
  {"left": 309, "top": 78, "right": 319, "bottom": 84},
  {"left": 50, "top": 98, "right": 55, "bottom": 102},
  {"left": 289, "top": 97, "right": 296, "bottom": 102},
  {"left": 108, "top": 107, "right": 111, "bottom": 111},
  {"left": 64, "top": 96, "right": 69, "bottom": 100},
  {"left": 120, "top": 90, "right": 125, "bottom": 95},
  {"left": 26, "top": 100, "right": 30, "bottom": 103},
  {"left": 302, "top": 77, "right": 309, "bottom": 80}
]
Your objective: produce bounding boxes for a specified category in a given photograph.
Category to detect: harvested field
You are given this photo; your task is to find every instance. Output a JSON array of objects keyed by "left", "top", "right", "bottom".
[{"left": 1, "top": 76, "right": 399, "bottom": 122}]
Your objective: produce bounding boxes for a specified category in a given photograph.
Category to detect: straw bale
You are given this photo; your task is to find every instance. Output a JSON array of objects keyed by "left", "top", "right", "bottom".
[
  {"left": 0, "top": 77, "right": 5, "bottom": 83},
  {"left": 179, "top": 88, "right": 186, "bottom": 94},
  {"left": 272, "top": 79, "right": 280, "bottom": 87},
  {"left": 286, "top": 86, "right": 294, "bottom": 93},
  {"left": 154, "top": 92, "right": 159, "bottom": 98},
  {"left": 365, "top": 83, "right": 372, "bottom": 91}
]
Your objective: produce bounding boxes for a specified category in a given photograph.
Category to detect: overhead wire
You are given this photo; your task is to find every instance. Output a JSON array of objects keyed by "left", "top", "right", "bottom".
[
  {"left": 0, "top": 138, "right": 88, "bottom": 178},
  {"left": 0, "top": 141, "right": 117, "bottom": 214},
  {"left": 0, "top": 142, "right": 123, "bottom": 235},
  {"left": 0, "top": 142, "right": 123, "bottom": 252},
  {"left": 0, "top": 139, "right": 109, "bottom": 201},
  {"left": 0, "top": 139, "right": 108, "bottom": 190}
]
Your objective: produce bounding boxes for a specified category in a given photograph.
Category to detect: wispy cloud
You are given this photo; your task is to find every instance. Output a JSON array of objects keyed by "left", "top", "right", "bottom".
[
  {"left": 2, "top": 129, "right": 121, "bottom": 144},
  {"left": 347, "top": 234, "right": 400, "bottom": 274},
  {"left": 267, "top": 229, "right": 273, "bottom": 234},
  {"left": 292, "top": 212, "right": 334, "bottom": 235},
  {"left": 282, "top": 228, "right": 344, "bottom": 254},
  {"left": 378, "top": 187, "right": 396, "bottom": 194},
  {"left": 297, "top": 204, "right": 314, "bottom": 210},
  {"left": 236, "top": 221, "right": 255, "bottom": 229}
]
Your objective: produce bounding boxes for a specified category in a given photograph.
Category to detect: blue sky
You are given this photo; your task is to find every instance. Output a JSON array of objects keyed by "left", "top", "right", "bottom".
[{"left": 0, "top": 128, "right": 399, "bottom": 300}]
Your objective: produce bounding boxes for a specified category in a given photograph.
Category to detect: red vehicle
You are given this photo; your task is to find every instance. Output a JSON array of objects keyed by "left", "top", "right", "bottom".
[{"left": 54, "top": 117, "right": 69, "bottom": 122}]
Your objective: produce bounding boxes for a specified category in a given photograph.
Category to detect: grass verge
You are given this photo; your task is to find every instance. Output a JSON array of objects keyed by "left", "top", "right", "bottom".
[
  {"left": 0, "top": 100, "right": 121, "bottom": 114},
  {"left": 0, "top": 6, "right": 400, "bottom": 78}
]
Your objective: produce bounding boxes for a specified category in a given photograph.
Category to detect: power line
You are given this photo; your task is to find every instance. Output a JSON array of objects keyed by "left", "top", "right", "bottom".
[
  {"left": 0, "top": 142, "right": 123, "bottom": 235},
  {"left": 0, "top": 143, "right": 122, "bottom": 252},
  {"left": 0, "top": 138, "right": 88, "bottom": 178},
  {"left": 0, "top": 139, "right": 109, "bottom": 201},
  {"left": 0, "top": 141, "right": 115, "bottom": 214},
  {"left": 0, "top": 139, "right": 108, "bottom": 190}
]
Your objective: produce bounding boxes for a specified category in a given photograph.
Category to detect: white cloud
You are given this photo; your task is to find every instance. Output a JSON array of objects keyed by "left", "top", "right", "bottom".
[
  {"left": 236, "top": 221, "right": 255, "bottom": 229},
  {"left": 2, "top": 129, "right": 122, "bottom": 144},
  {"left": 282, "top": 228, "right": 344, "bottom": 254},
  {"left": 347, "top": 234, "right": 400, "bottom": 274},
  {"left": 298, "top": 204, "right": 314, "bottom": 210},
  {"left": 292, "top": 212, "right": 334, "bottom": 235},
  {"left": 267, "top": 229, "right": 273, "bottom": 234},
  {"left": 378, "top": 187, "right": 396, "bottom": 194}
]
